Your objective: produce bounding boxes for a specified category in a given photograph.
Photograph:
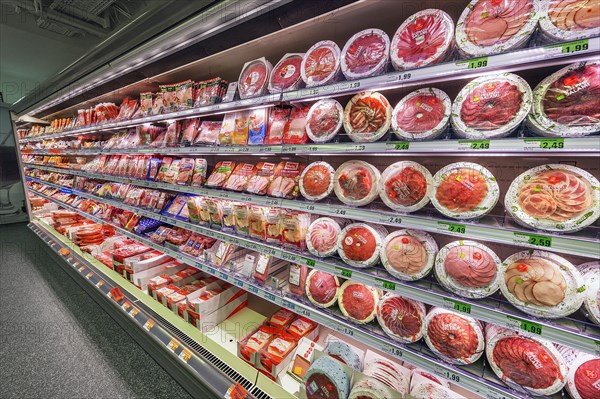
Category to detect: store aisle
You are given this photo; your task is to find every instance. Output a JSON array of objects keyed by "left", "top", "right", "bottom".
[{"left": 0, "top": 223, "right": 193, "bottom": 399}]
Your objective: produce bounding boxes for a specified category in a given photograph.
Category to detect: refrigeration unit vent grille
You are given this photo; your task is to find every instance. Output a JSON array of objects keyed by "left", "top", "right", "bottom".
[{"left": 250, "top": 387, "right": 272, "bottom": 399}]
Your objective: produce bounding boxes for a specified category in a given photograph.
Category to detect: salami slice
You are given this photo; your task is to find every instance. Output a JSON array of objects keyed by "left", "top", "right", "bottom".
[
  {"left": 391, "top": 88, "right": 451, "bottom": 141},
  {"left": 377, "top": 293, "right": 426, "bottom": 343},
  {"left": 301, "top": 40, "right": 342, "bottom": 87},
  {"left": 337, "top": 223, "right": 386, "bottom": 268},
  {"left": 306, "top": 99, "right": 344, "bottom": 143},
  {"left": 340, "top": 28, "right": 390, "bottom": 80},
  {"left": 338, "top": 281, "right": 381, "bottom": 324},
  {"left": 299, "top": 161, "right": 335, "bottom": 201},
  {"left": 333, "top": 160, "right": 380, "bottom": 206},
  {"left": 539, "top": 0, "right": 600, "bottom": 43},
  {"left": 268, "top": 53, "right": 304, "bottom": 93},
  {"left": 343, "top": 91, "right": 392, "bottom": 143},
  {"left": 238, "top": 58, "right": 272, "bottom": 99},
  {"left": 379, "top": 161, "right": 433, "bottom": 213},
  {"left": 564, "top": 351, "right": 600, "bottom": 399},
  {"left": 306, "top": 270, "right": 340, "bottom": 308}
]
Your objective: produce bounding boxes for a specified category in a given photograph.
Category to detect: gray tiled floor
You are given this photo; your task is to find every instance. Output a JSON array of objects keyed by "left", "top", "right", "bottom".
[{"left": 0, "top": 223, "right": 194, "bottom": 399}]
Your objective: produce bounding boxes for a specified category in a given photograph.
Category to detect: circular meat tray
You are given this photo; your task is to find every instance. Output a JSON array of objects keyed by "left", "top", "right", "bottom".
[
  {"left": 431, "top": 162, "right": 500, "bottom": 219},
  {"left": 340, "top": 28, "right": 390, "bottom": 80},
  {"left": 390, "top": 8, "right": 455, "bottom": 70},
  {"left": 499, "top": 250, "right": 585, "bottom": 318},
  {"left": 301, "top": 40, "right": 342, "bottom": 87},
  {"left": 337, "top": 280, "right": 381, "bottom": 324},
  {"left": 337, "top": 223, "right": 385, "bottom": 268},
  {"left": 380, "top": 229, "right": 438, "bottom": 281},
  {"left": 333, "top": 160, "right": 381, "bottom": 206},
  {"left": 306, "top": 99, "right": 344, "bottom": 143},
  {"left": 451, "top": 73, "right": 532, "bottom": 139},
  {"left": 424, "top": 307, "right": 485, "bottom": 365},
  {"left": 362, "top": 358, "right": 410, "bottom": 393},
  {"left": 237, "top": 58, "right": 272, "bottom": 99},
  {"left": 565, "top": 353, "right": 600, "bottom": 399},
  {"left": 306, "top": 217, "right": 342, "bottom": 258},
  {"left": 349, "top": 377, "right": 396, "bottom": 399},
  {"left": 578, "top": 261, "right": 600, "bottom": 325},
  {"left": 268, "top": 53, "right": 304, "bottom": 93},
  {"left": 527, "top": 61, "right": 600, "bottom": 137},
  {"left": 305, "top": 270, "right": 340, "bottom": 308},
  {"left": 485, "top": 328, "right": 567, "bottom": 396},
  {"left": 434, "top": 240, "right": 501, "bottom": 299},
  {"left": 379, "top": 161, "right": 433, "bottom": 212},
  {"left": 505, "top": 164, "right": 600, "bottom": 233},
  {"left": 391, "top": 88, "right": 451, "bottom": 141},
  {"left": 376, "top": 293, "right": 426, "bottom": 343},
  {"left": 324, "top": 341, "right": 362, "bottom": 371},
  {"left": 300, "top": 161, "right": 335, "bottom": 201},
  {"left": 539, "top": 1, "right": 600, "bottom": 43},
  {"left": 455, "top": 0, "right": 539, "bottom": 57},
  {"left": 343, "top": 91, "right": 392, "bottom": 143},
  {"left": 304, "top": 355, "right": 351, "bottom": 399}
]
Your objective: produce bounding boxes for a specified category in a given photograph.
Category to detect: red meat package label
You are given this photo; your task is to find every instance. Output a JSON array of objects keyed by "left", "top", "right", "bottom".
[{"left": 281, "top": 162, "right": 301, "bottom": 177}]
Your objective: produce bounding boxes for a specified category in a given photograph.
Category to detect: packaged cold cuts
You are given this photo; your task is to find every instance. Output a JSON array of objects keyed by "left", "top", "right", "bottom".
[
  {"left": 247, "top": 162, "right": 277, "bottom": 195},
  {"left": 390, "top": 9, "right": 455, "bottom": 70},
  {"left": 343, "top": 91, "right": 392, "bottom": 143},
  {"left": 299, "top": 161, "right": 335, "bottom": 201},
  {"left": 265, "top": 107, "right": 290, "bottom": 145},
  {"left": 206, "top": 161, "right": 236, "bottom": 188},
  {"left": 305, "top": 270, "right": 340, "bottom": 308},
  {"left": 340, "top": 28, "right": 390, "bottom": 80},
  {"left": 306, "top": 217, "right": 342, "bottom": 258},
  {"left": 304, "top": 355, "right": 351, "bottom": 399},
  {"left": 237, "top": 57, "right": 272, "bottom": 99},
  {"left": 539, "top": 1, "right": 600, "bottom": 43},
  {"left": 485, "top": 326, "right": 567, "bottom": 396},
  {"left": 451, "top": 73, "right": 532, "bottom": 139},
  {"left": 248, "top": 108, "right": 268, "bottom": 145},
  {"left": 424, "top": 307, "right": 485, "bottom": 365},
  {"left": 564, "top": 350, "right": 600, "bottom": 399},
  {"left": 361, "top": 355, "right": 410, "bottom": 395},
  {"left": 434, "top": 240, "right": 501, "bottom": 299},
  {"left": 380, "top": 229, "right": 438, "bottom": 281},
  {"left": 527, "top": 61, "right": 600, "bottom": 137},
  {"left": 305, "top": 99, "right": 344, "bottom": 143},
  {"left": 337, "top": 281, "right": 381, "bottom": 324},
  {"left": 223, "top": 163, "right": 256, "bottom": 192},
  {"left": 333, "top": 160, "right": 381, "bottom": 206},
  {"left": 376, "top": 293, "right": 426, "bottom": 343},
  {"left": 348, "top": 377, "right": 396, "bottom": 399},
  {"left": 505, "top": 164, "right": 600, "bottom": 233},
  {"left": 455, "top": 0, "right": 539, "bottom": 58},
  {"left": 379, "top": 161, "right": 433, "bottom": 213},
  {"left": 391, "top": 88, "right": 451, "bottom": 141},
  {"left": 431, "top": 162, "right": 500, "bottom": 219},
  {"left": 338, "top": 223, "right": 386, "bottom": 268},
  {"left": 267, "top": 161, "right": 305, "bottom": 199},
  {"left": 324, "top": 340, "right": 363, "bottom": 371},
  {"left": 301, "top": 40, "right": 342, "bottom": 87},
  {"left": 578, "top": 261, "right": 600, "bottom": 325},
  {"left": 283, "top": 105, "right": 310, "bottom": 145},
  {"left": 499, "top": 250, "right": 585, "bottom": 318},
  {"left": 268, "top": 53, "right": 304, "bottom": 93}
]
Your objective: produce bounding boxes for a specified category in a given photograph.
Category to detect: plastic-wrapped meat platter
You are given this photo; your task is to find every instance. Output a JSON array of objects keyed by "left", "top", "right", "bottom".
[
  {"left": 565, "top": 351, "right": 600, "bottom": 399},
  {"left": 431, "top": 162, "right": 500, "bottom": 219},
  {"left": 340, "top": 28, "right": 390, "bottom": 80},
  {"left": 434, "top": 240, "right": 501, "bottom": 299},
  {"left": 391, "top": 88, "right": 451, "bottom": 141},
  {"left": 539, "top": 1, "right": 600, "bottom": 43},
  {"left": 499, "top": 250, "right": 585, "bottom": 318},
  {"left": 451, "top": 73, "right": 532, "bottom": 139},
  {"left": 455, "top": 0, "right": 538, "bottom": 58},
  {"left": 305, "top": 270, "right": 340, "bottom": 308},
  {"left": 324, "top": 341, "right": 362, "bottom": 371},
  {"left": 362, "top": 357, "right": 410, "bottom": 394},
  {"left": 486, "top": 327, "right": 567, "bottom": 396},
  {"left": 527, "top": 61, "right": 600, "bottom": 137},
  {"left": 305, "top": 99, "right": 344, "bottom": 143},
  {"left": 301, "top": 40, "right": 342, "bottom": 87},
  {"left": 376, "top": 293, "right": 426, "bottom": 343},
  {"left": 300, "top": 161, "right": 335, "bottom": 201},
  {"left": 424, "top": 307, "right": 485, "bottom": 365},
  {"left": 268, "top": 53, "right": 304, "bottom": 93},
  {"left": 306, "top": 217, "right": 342, "bottom": 258},
  {"left": 380, "top": 229, "right": 438, "bottom": 281},
  {"left": 333, "top": 160, "right": 381, "bottom": 206},
  {"left": 348, "top": 377, "right": 395, "bottom": 399},
  {"left": 304, "top": 355, "right": 350, "bottom": 399},
  {"left": 343, "top": 92, "right": 392, "bottom": 143},
  {"left": 578, "top": 261, "right": 600, "bottom": 325},
  {"left": 238, "top": 58, "right": 272, "bottom": 99},
  {"left": 505, "top": 164, "right": 600, "bottom": 233},
  {"left": 337, "top": 223, "right": 387, "bottom": 268},
  {"left": 379, "top": 161, "right": 433, "bottom": 213},
  {"left": 390, "top": 9, "right": 454, "bottom": 70},
  {"left": 337, "top": 281, "right": 381, "bottom": 324}
]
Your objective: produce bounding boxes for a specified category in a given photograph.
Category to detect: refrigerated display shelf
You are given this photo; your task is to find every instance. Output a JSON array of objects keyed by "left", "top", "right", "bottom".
[
  {"left": 24, "top": 166, "right": 600, "bottom": 260},
  {"left": 17, "top": 36, "right": 600, "bottom": 144},
  {"left": 27, "top": 183, "right": 600, "bottom": 357}
]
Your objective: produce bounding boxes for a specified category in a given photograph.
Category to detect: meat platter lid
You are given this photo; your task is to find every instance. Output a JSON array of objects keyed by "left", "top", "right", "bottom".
[
  {"left": 304, "top": 354, "right": 351, "bottom": 399},
  {"left": 301, "top": 40, "right": 342, "bottom": 87},
  {"left": 390, "top": 8, "right": 455, "bottom": 70},
  {"left": 527, "top": 61, "right": 600, "bottom": 138},
  {"left": 237, "top": 57, "right": 273, "bottom": 99},
  {"left": 337, "top": 223, "right": 385, "bottom": 268},
  {"left": 376, "top": 292, "right": 426, "bottom": 343},
  {"left": 333, "top": 160, "right": 381, "bottom": 206},
  {"left": 268, "top": 53, "right": 304, "bottom": 93},
  {"left": 348, "top": 376, "right": 396, "bottom": 399},
  {"left": 337, "top": 280, "right": 381, "bottom": 324},
  {"left": 499, "top": 250, "right": 585, "bottom": 318},
  {"left": 455, "top": 0, "right": 539, "bottom": 58},
  {"left": 379, "top": 161, "right": 433, "bottom": 213},
  {"left": 391, "top": 87, "right": 451, "bottom": 141},
  {"left": 305, "top": 269, "right": 340, "bottom": 308},
  {"left": 306, "top": 217, "right": 342, "bottom": 258},
  {"left": 343, "top": 91, "right": 392, "bottom": 143},
  {"left": 565, "top": 352, "right": 600, "bottom": 399},
  {"left": 434, "top": 240, "right": 501, "bottom": 299},
  {"left": 451, "top": 73, "right": 532, "bottom": 139},
  {"left": 431, "top": 162, "right": 500, "bottom": 220},
  {"left": 305, "top": 99, "right": 344, "bottom": 143},
  {"left": 340, "top": 28, "right": 390, "bottom": 80},
  {"left": 300, "top": 161, "right": 336, "bottom": 201},
  {"left": 380, "top": 229, "right": 438, "bottom": 281},
  {"left": 504, "top": 164, "right": 600, "bottom": 233},
  {"left": 538, "top": 2, "right": 600, "bottom": 43},
  {"left": 578, "top": 261, "right": 600, "bottom": 325}
]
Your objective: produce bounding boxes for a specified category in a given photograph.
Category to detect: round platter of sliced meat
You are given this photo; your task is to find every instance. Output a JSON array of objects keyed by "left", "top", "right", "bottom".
[
  {"left": 337, "top": 223, "right": 387, "bottom": 268},
  {"left": 380, "top": 229, "right": 438, "bottom": 281},
  {"left": 379, "top": 161, "right": 432, "bottom": 213},
  {"left": 343, "top": 92, "right": 392, "bottom": 143},
  {"left": 565, "top": 351, "right": 600, "bottom": 399},
  {"left": 376, "top": 293, "right": 426, "bottom": 343},
  {"left": 539, "top": 0, "right": 600, "bottom": 43},
  {"left": 238, "top": 58, "right": 272, "bottom": 99},
  {"left": 578, "top": 261, "right": 600, "bottom": 325},
  {"left": 301, "top": 40, "right": 342, "bottom": 87},
  {"left": 340, "top": 28, "right": 390, "bottom": 80},
  {"left": 505, "top": 164, "right": 600, "bottom": 232},
  {"left": 337, "top": 281, "right": 382, "bottom": 324},
  {"left": 334, "top": 160, "right": 381, "bottom": 206},
  {"left": 268, "top": 53, "right": 304, "bottom": 93},
  {"left": 306, "top": 99, "right": 344, "bottom": 143},
  {"left": 391, "top": 88, "right": 451, "bottom": 141}
]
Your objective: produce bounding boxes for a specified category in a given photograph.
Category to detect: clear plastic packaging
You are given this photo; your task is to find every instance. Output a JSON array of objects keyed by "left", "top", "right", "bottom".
[
  {"left": 237, "top": 57, "right": 273, "bottom": 99},
  {"left": 340, "top": 28, "right": 390, "bottom": 80},
  {"left": 578, "top": 261, "right": 600, "bottom": 325},
  {"left": 301, "top": 40, "right": 342, "bottom": 87},
  {"left": 306, "top": 217, "right": 341, "bottom": 258},
  {"left": 337, "top": 281, "right": 381, "bottom": 324},
  {"left": 539, "top": 1, "right": 600, "bottom": 43},
  {"left": 283, "top": 106, "right": 310, "bottom": 145},
  {"left": 333, "top": 160, "right": 381, "bottom": 206},
  {"left": 343, "top": 91, "right": 392, "bottom": 143},
  {"left": 376, "top": 293, "right": 426, "bottom": 344},
  {"left": 380, "top": 229, "right": 438, "bottom": 281},
  {"left": 299, "top": 161, "right": 335, "bottom": 201},
  {"left": 337, "top": 223, "right": 386, "bottom": 268},
  {"left": 305, "top": 270, "right": 340, "bottom": 308},
  {"left": 305, "top": 99, "right": 344, "bottom": 143},
  {"left": 268, "top": 53, "right": 304, "bottom": 93},
  {"left": 378, "top": 161, "right": 433, "bottom": 212},
  {"left": 391, "top": 88, "right": 451, "bottom": 141}
]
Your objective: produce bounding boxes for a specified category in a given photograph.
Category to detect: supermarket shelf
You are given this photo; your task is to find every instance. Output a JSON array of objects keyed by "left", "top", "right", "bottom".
[
  {"left": 24, "top": 165, "right": 600, "bottom": 260},
  {"left": 18, "top": 37, "right": 600, "bottom": 144},
  {"left": 27, "top": 184, "right": 600, "bottom": 356}
]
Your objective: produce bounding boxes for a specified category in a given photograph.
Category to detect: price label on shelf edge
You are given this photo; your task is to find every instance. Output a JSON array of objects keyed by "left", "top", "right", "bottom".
[
  {"left": 443, "top": 298, "right": 472, "bottom": 314},
  {"left": 437, "top": 221, "right": 466, "bottom": 234},
  {"left": 458, "top": 139, "right": 490, "bottom": 150},
  {"left": 143, "top": 319, "right": 155, "bottom": 332},
  {"left": 167, "top": 339, "right": 179, "bottom": 353},
  {"left": 386, "top": 141, "right": 410, "bottom": 151},
  {"left": 507, "top": 316, "right": 542, "bottom": 335},
  {"left": 179, "top": 348, "right": 192, "bottom": 363},
  {"left": 456, "top": 56, "right": 489, "bottom": 70},
  {"left": 513, "top": 232, "right": 552, "bottom": 248},
  {"left": 375, "top": 278, "right": 396, "bottom": 291},
  {"left": 523, "top": 138, "right": 564, "bottom": 150},
  {"left": 546, "top": 38, "right": 589, "bottom": 55},
  {"left": 335, "top": 266, "right": 353, "bottom": 279}
]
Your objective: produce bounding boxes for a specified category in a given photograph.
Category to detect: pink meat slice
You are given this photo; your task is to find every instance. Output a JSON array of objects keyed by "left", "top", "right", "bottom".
[
  {"left": 344, "top": 31, "right": 387, "bottom": 75},
  {"left": 394, "top": 11, "right": 452, "bottom": 66},
  {"left": 465, "top": 0, "right": 534, "bottom": 46},
  {"left": 444, "top": 245, "right": 497, "bottom": 287},
  {"left": 549, "top": 0, "right": 600, "bottom": 31},
  {"left": 427, "top": 313, "right": 480, "bottom": 361},
  {"left": 460, "top": 81, "right": 523, "bottom": 130},
  {"left": 340, "top": 283, "right": 376, "bottom": 322},
  {"left": 309, "top": 220, "right": 338, "bottom": 254},
  {"left": 307, "top": 102, "right": 342, "bottom": 139},
  {"left": 384, "top": 235, "right": 428, "bottom": 275},
  {"left": 307, "top": 271, "right": 337, "bottom": 305},
  {"left": 395, "top": 94, "right": 447, "bottom": 134},
  {"left": 378, "top": 296, "right": 423, "bottom": 340},
  {"left": 435, "top": 168, "right": 489, "bottom": 213},
  {"left": 574, "top": 358, "right": 600, "bottom": 399}
]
